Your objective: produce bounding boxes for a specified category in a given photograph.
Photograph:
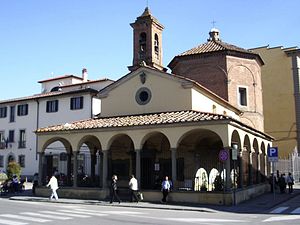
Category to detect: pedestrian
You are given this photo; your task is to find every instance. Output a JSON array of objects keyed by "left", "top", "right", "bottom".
[
  {"left": 32, "top": 173, "right": 38, "bottom": 195},
  {"left": 278, "top": 174, "right": 286, "bottom": 194},
  {"left": 110, "top": 175, "right": 121, "bottom": 204},
  {"left": 269, "top": 173, "right": 275, "bottom": 193},
  {"left": 46, "top": 174, "right": 59, "bottom": 200},
  {"left": 161, "top": 176, "right": 171, "bottom": 203},
  {"left": 12, "top": 175, "right": 19, "bottom": 193},
  {"left": 287, "top": 172, "right": 294, "bottom": 193},
  {"left": 129, "top": 174, "right": 139, "bottom": 203}
]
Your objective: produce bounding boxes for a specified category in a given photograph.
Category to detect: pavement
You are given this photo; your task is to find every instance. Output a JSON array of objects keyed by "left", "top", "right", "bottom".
[{"left": 3, "top": 182, "right": 300, "bottom": 214}]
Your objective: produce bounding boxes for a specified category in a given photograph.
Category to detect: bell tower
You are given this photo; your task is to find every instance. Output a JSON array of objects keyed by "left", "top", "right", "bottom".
[{"left": 128, "top": 7, "right": 166, "bottom": 72}]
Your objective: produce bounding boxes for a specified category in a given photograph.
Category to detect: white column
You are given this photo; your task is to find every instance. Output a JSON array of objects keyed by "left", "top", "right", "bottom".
[
  {"left": 135, "top": 149, "right": 141, "bottom": 188},
  {"left": 102, "top": 150, "right": 108, "bottom": 188}
]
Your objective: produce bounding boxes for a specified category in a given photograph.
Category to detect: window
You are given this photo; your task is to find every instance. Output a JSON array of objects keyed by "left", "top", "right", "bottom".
[
  {"left": 0, "top": 107, "right": 7, "bottom": 118},
  {"left": 70, "top": 97, "right": 84, "bottom": 110},
  {"left": 0, "top": 132, "right": 5, "bottom": 149},
  {"left": 238, "top": 87, "right": 248, "bottom": 106},
  {"left": 17, "top": 104, "right": 28, "bottom": 116},
  {"left": 46, "top": 100, "right": 59, "bottom": 113},
  {"left": 10, "top": 106, "right": 15, "bottom": 122},
  {"left": 18, "top": 155, "right": 25, "bottom": 168},
  {"left": 135, "top": 88, "right": 152, "bottom": 105},
  {"left": 154, "top": 33, "right": 159, "bottom": 54},
  {"left": 18, "top": 130, "right": 26, "bottom": 148},
  {"left": 8, "top": 130, "right": 14, "bottom": 143},
  {"left": 0, "top": 155, "right": 3, "bottom": 167}
]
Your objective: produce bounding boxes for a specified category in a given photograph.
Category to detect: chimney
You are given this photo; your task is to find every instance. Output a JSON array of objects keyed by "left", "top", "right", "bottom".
[{"left": 82, "top": 68, "right": 88, "bottom": 82}]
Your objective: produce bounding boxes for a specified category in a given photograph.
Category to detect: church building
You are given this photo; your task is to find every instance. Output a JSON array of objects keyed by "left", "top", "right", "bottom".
[{"left": 35, "top": 8, "right": 273, "bottom": 205}]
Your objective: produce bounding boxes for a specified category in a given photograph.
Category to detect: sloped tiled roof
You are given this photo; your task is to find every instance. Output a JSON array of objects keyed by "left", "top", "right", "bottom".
[
  {"left": 36, "top": 110, "right": 230, "bottom": 133},
  {"left": 179, "top": 40, "right": 252, "bottom": 56},
  {"left": 0, "top": 88, "right": 98, "bottom": 104}
]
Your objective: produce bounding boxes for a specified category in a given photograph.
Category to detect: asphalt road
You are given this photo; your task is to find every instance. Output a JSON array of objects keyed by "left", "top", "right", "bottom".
[{"left": 1, "top": 198, "right": 300, "bottom": 225}]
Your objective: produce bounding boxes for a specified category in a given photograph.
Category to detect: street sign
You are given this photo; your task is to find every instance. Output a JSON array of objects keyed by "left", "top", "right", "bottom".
[
  {"left": 219, "top": 149, "right": 229, "bottom": 162},
  {"left": 268, "top": 147, "right": 278, "bottom": 162}
]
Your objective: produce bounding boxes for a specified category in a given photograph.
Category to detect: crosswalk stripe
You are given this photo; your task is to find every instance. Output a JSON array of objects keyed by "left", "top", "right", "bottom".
[
  {"left": 1, "top": 214, "right": 50, "bottom": 223},
  {"left": 291, "top": 207, "right": 300, "bottom": 214},
  {"left": 57, "top": 210, "right": 107, "bottom": 217},
  {"left": 0, "top": 219, "right": 27, "bottom": 225},
  {"left": 269, "top": 207, "right": 289, "bottom": 214},
  {"left": 39, "top": 211, "right": 90, "bottom": 218},
  {"left": 20, "top": 212, "right": 72, "bottom": 220}
]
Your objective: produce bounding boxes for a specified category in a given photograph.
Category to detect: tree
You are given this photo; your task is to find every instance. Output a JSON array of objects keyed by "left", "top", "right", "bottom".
[{"left": 6, "top": 161, "right": 21, "bottom": 179}]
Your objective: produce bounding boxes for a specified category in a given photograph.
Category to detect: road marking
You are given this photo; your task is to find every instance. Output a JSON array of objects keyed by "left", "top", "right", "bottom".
[
  {"left": 164, "top": 218, "right": 248, "bottom": 223},
  {"left": 20, "top": 212, "right": 72, "bottom": 220},
  {"left": 1, "top": 214, "right": 50, "bottom": 223},
  {"left": 291, "top": 207, "right": 300, "bottom": 214},
  {"left": 269, "top": 207, "right": 289, "bottom": 214},
  {"left": 39, "top": 211, "right": 90, "bottom": 218},
  {"left": 0, "top": 219, "right": 27, "bottom": 225},
  {"left": 57, "top": 210, "right": 107, "bottom": 217},
  {"left": 101, "top": 211, "right": 145, "bottom": 215},
  {"left": 263, "top": 215, "right": 300, "bottom": 222}
]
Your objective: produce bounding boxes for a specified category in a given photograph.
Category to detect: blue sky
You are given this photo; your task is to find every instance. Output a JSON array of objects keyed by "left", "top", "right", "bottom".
[{"left": 0, "top": 0, "right": 299, "bottom": 100}]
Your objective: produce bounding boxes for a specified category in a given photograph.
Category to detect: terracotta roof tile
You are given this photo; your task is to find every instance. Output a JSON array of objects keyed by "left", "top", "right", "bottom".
[
  {"left": 36, "top": 110, "right": 230, "bottom": 133},
  {"left": 179, "top": 40, "right": 252, "bottom": 56}
]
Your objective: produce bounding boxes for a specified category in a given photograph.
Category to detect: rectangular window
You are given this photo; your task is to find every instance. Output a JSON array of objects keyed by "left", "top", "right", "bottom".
[
  {"left": 0, "top": 155, "right": 4, "bottom": 167},
  {"left": 10, "top": 106, "right": 15, "bottom": 122},
  {"left": 18, "top": 155, "right": 25, "bottom": 168},
  {"left": 46, "top": 100, "right": 59, "bottom": 113},
  {"left": 238, "top": 87, "right": 247, "bottom": 106},
  {"left": 17, "top": 104, "right": 28, "bottom": 116},
  {"left": 0, "top": 106, "right": 7, "bottom": 118},
  {"left": 70, "top": 96, "right": 84, "bottom": 110},
  {"left": 18, "top": 129, "right": 26, "bottom": 148},
  {"left": 0, "top": 132, "right": 5, "bottom": 149},
  {"left": 8, "top": 130, "right": 14, "bottom": 143}
]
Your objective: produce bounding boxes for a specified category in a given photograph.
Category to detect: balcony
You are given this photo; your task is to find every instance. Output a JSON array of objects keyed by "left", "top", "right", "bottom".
[
  {"left": 18, "top": 141, "right": 26, "bottom": 149},
  {"left": 0, "top": 142, "right": 5, "bottom": 149}
]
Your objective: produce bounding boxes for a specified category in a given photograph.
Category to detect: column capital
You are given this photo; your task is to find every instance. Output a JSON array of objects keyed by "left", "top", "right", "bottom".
[{"left": 135, "top": 149, "right": 142, "bottom": 152}]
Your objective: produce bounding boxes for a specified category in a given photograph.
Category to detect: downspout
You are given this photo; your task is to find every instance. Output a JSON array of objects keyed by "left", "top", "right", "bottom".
[
  {"left": 290, "top": 54, "right": 300, "bottom": 154},
  {"left": 35, "top": 99, "right": 40, "bottom": 160}
]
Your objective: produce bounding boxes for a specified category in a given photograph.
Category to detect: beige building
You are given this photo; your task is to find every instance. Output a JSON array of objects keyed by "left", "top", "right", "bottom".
[
  {"left": 251, "top": 46, "right": 300, "bottom": 158},
  {"left": 35, "top": 8, "right": 273, "bottom": 204}
]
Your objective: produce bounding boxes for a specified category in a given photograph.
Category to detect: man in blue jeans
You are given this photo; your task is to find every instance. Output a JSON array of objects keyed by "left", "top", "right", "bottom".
[{"left": 161, "top": 176, "right": 171, "bottom": 203}]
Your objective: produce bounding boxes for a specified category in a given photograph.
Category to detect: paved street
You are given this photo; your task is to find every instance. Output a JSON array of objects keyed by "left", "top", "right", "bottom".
[{"left": 1, "top": 182, "right": 300, "bottom": 224}]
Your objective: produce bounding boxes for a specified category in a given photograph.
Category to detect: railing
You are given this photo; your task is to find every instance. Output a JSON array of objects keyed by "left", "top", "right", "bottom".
[
  {"left": 18, "top": 141, "right": 26, "bottom": 149},
  {"left": 0, "top": 142, "right": 5, "bottom": 149}
]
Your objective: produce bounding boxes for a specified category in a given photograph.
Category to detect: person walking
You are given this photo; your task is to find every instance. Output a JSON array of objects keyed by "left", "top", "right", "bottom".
[
  {"left": 46, "top": 174, "right": 59, "bottom": 200},
  {"left": 32, "top": 173, "right": 38, "bottom": 195},
  {"left": 129, "top": 174, "right": 139, "bottom": 203},
  {"left": 161, "top": 176, "right": 171, "bottom": 203},
  {"left": 287, "top": 172, "right": 294, "bottom": 193},
  {"left": 110, "top": 175, "right": 121, "bottom": 204}
]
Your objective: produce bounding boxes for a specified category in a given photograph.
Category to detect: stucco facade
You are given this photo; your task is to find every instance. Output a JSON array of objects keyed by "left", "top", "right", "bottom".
[{"left": 251, "top": 46, "right": 300, "bottom": 157}]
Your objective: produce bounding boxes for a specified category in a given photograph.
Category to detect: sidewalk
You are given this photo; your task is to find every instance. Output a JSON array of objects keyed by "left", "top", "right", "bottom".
[{"left": 5, "top": 182, "right": 300, "bottom": 214}]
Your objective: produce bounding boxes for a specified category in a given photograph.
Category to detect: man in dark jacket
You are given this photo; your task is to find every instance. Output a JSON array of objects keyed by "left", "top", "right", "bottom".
[{"left": 110, "top": 175, "right": 121, "bottom": 204}]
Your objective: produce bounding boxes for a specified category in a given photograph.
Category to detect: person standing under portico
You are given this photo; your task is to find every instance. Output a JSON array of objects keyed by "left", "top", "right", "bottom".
[{"left": 161, "top": 176, "right": 171, "bottom": 203}]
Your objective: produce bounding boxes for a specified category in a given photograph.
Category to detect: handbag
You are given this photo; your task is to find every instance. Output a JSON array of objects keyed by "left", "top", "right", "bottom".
[{"left": 137, "top": 192, "right": 143, "bottom": 201}]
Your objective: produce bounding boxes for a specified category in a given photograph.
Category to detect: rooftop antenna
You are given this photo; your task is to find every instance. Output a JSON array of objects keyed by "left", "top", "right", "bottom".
[
  {"left": 211, "top": 20, "right": 217, "bottom": 28},
  {"left": 146, "top": 0, "right": 149, "bottom": 7}
]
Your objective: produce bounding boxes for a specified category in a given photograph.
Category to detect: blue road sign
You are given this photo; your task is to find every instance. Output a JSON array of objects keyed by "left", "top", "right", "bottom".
[{"left": 268, "top": 147, "right": 278, "bottom": 162}]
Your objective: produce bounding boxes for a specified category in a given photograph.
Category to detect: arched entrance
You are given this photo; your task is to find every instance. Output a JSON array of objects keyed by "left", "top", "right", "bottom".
[
  {"left": 177, "top": 129, "right": 223, "bottom": 191},
  {"left": 108, "top": 134, "right": 135, "bottom": 188},
  {"left": 141, "top": 132, "right": 171, "bottom": 190}
]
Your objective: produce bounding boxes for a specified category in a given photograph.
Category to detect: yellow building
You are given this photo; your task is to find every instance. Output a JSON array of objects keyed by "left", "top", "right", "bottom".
[{"left": 251, "top": 46, "right": 300, "bottom": 158}]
